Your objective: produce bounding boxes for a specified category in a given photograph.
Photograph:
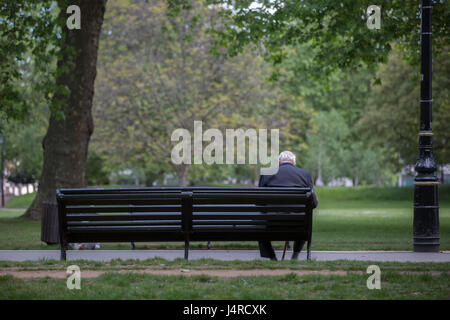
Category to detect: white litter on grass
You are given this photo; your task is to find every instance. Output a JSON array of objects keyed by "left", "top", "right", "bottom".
[{"left": 69, "top": 243, "right": 101, "bottom": 250}]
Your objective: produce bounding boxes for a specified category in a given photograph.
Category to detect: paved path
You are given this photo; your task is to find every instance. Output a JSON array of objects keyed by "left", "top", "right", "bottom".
[{"left": 0, "top": 250, "right": 449, "bottom": 262}]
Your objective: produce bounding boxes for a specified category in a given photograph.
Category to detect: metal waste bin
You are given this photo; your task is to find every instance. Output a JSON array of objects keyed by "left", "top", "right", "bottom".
[{"left": 41, "top": 202, "right": 59, "bottom": 244}]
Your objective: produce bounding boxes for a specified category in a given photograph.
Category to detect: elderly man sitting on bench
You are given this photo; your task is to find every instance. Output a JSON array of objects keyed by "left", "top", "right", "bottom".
[{"left": 258, "top": 150, "right": 318, "bottom": 261}]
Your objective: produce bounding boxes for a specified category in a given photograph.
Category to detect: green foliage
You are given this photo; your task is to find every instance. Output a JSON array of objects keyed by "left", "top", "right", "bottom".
[
  {"left": 188, "top": 164, "right": 259, "bottom": 186},
  {"left": 4, "top": 0, "right": 447, "bottom": 190},
  {"left": 280, "top": 44, "right": 376, "bottom": 126},
  {"left": 3, "top": 99, "right": 48, "bottom": 183},
  {"left": 92, "top": 0, "right": 312, "bottom": 186},
  {"left": 86, "top": 153, "right": 110, "bottom": 186},
  {"left": 0, "top": 0, "right": 62, "bottom": 126},
  {"left": 278, "top": 42, "right": 397, "bottom": 185},
  {"left": 303, "top": 110, "right": 349, "bottom": 184},
  {"left": 170, "top": 0, "right": 450, "bottom": 75},
  {"left": 359, "top": 48, "right": 450, "bottom": 168},
  {"left": 341, "top": 142, "right": 395, "bottom": 186},
  {"left": 301, "top": 109, "right": 397, "bottom": 185}
]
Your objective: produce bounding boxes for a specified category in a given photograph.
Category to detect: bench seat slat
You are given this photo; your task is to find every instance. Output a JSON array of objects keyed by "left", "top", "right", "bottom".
[
  {"left": 67, "top": 220, "right": 181, "bottom": 226},
  {"left": 192, "top": 220, "right": 305, "bottom": 226},
  {"left": 66, "top": 233, "right": 185, "bottom": 243},
  {"left": 194, "top": 225, "right": 266, "bottom": 230},
  {"left": 192, "top": 226, "right": 305, "bottom": 232},
  {"left": 189, "top": 233, "right": 308, "bottom": 242}
]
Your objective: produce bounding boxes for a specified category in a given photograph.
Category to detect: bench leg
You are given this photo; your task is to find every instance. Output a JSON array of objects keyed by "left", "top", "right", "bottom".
[
  {"left": 307, "top": 240, "right": 311, "bottom": 260},
  {"left": 207, "top": 241, "right": 211, "bottom": 249},
  {"left": 184, "top": 240, "right": 189, "bottom": 260},
  {"left": 61, "top": 243, "right": 67, "bottom": 261},
  {"left": 130, "top": 242, "right": 135, "bottom": 250}
]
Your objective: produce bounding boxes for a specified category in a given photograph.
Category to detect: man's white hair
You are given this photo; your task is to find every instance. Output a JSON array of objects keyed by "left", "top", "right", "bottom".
[{"left": 278, "top": 150, "right": 296, "bottom": 164}]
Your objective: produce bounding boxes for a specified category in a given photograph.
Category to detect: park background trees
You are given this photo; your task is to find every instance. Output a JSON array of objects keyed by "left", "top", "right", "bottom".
[{"left": 92, "top": 0, "right": 312, "bottom": 186}]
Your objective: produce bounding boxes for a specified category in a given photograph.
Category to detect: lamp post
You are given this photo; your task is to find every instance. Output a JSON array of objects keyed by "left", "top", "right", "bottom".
[
  {"left": 413, "top": 0, "right": 440, "bottom": 252},
  {"left": 0, "top": 133, "right": 4, "bottom": 208}
]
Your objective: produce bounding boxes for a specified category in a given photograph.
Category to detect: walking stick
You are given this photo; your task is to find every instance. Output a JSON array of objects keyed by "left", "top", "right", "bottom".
[{"left": 281, "top": 241, "right": 288, "bottom": 260}]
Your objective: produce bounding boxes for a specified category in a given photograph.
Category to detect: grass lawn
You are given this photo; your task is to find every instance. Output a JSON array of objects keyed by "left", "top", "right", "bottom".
[
  {"left": 2, "top": 272, "right": 448, "bottom": 299},
  {"left": 4, "top": 193, "right": 36, "bottom": 209},
  {"left": 0, "top": 186, "right": 449, "bottom": 250},
  {"left": 0, "top": 259, "right": 448, "bottom": 299}
]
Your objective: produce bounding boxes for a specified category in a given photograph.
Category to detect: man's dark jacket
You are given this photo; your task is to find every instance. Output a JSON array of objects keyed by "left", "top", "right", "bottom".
[{"left": 258, "top": 162, "right": 318, "bottom": 208}]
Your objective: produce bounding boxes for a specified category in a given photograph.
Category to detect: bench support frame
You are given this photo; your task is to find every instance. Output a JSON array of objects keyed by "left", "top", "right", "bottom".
[{"left": 181, "top": 191, "right": 193, "bottom": 260}]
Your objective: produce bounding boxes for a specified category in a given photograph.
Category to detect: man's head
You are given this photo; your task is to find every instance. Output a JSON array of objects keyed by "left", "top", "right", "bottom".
[{"left": 278, "top": 150, "right": 296, "bottom": 166}]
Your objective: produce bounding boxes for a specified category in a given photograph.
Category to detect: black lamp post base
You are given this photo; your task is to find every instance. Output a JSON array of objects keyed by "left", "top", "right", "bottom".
[
  {"left": 413, "top": 184, "right": 440, "bottom": 253},
  {"left": 413, "top": 243, "right": 440, "bottom": 253}
]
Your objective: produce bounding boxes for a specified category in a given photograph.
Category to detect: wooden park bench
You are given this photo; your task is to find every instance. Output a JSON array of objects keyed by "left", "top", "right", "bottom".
[{"left": 56, "top": 187, "right": 315, "bottom": 261}]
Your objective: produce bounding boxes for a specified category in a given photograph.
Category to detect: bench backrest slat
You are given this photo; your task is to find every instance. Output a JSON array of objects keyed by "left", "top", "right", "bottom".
[
  {"left": 66, "top": 213, "right": 182, "bottom": 221},
  {"left": 193, "top": 204, "right": 306, "bottom": 212},
  {"left": 65, "top": 205, "right": 182, "bottom": 214}
]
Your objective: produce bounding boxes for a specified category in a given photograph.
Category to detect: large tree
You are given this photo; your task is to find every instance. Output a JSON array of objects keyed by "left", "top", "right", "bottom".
[{"left": 23, "top": 0, "right": 107, "bottom": 220}]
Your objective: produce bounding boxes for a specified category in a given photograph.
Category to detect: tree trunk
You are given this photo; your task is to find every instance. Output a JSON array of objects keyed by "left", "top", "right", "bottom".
[
  {"left": 254, "top": 165, "right": 259, "bottom": 186},
  {"left": 317, "top": 144, "right": 323, "bottom": 186},
  {"left": 145, "top": 177, "right": 154, "bottom": 187},
  {"left": 174, "top": 165, "right": 189, "bottom": 187},
  {"left": 23, "top": 0, "right": 107, "bottom": 220},
  {"left": 353, "top": 174, "right": 359, "bottom": 187},
  {"left": 134, "top": 174, "right": 139, "bottom": 186}
]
